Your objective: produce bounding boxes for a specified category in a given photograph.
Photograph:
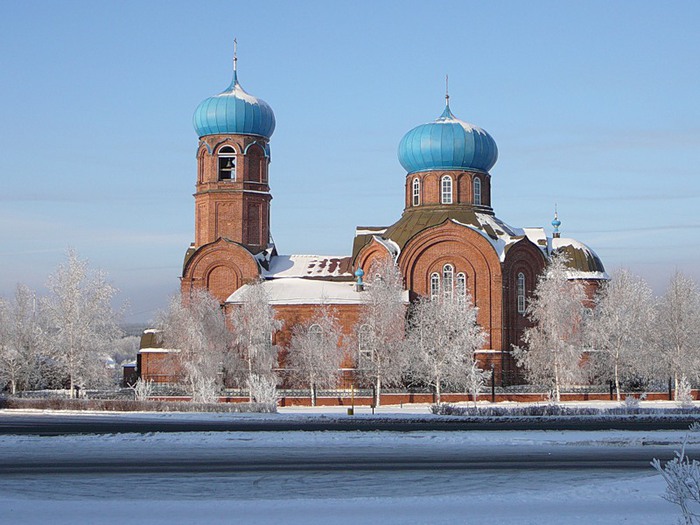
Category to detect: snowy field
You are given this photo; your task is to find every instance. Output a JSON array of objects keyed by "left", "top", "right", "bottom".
[{"left": 0, "top": 403, "right": 692, "bottom": 524}]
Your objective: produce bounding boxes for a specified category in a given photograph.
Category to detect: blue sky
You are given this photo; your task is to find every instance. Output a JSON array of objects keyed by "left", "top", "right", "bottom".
[{"left": 1, "top": 1, "right": 698, "bottom": 323}]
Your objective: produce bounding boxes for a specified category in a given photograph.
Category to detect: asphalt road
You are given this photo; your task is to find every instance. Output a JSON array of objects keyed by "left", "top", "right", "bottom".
[
  {"left": 0, "top": 438, "right": 691, "bottom": 475},
  {"left": 0, "top": 411, "right": 698, "bottom": 435}
]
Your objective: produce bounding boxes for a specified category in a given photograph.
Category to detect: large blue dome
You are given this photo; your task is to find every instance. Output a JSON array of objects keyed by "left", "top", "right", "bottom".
[
  {"left": 193, "top": 71, "right": 276, "bottom": 139},
  {"left": 398, "top": 105, "right": 498, "bottom": 174}
]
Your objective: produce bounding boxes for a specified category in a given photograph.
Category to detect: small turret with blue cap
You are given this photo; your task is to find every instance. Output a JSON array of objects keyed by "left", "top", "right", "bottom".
[
  {"left": 354, "top": 268, "right": 365, "bottom": 292},
  {"left": 552, "top": 206, "right": 562, "bottom": 239}
]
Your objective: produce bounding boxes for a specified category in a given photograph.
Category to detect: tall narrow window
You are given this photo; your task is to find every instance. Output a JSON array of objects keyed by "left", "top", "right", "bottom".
[
  {"left": 430, "top": 273, "right": 440, "bottom": 301},
  {"left": 443, "top": 264, "right": 454, "bottom": 300},
  {"left": 456, "top": 273, "right": 467, "bottom": 303},
  {"left": 517, "top": 272, "right": 526, "bottom": 314},
  {"left": 473, "top": 177, "right": 482, "bottom": 205},
  {"left": 412, "top": 178, "right": 420, "bottom": 206},
  {"left": 246, "top": 204, "right": 261, "bottom": 245},
  {"left": 197, "top": 150, "right": 205, "bottom": 183},
  {"left": 217, "top": 146, "right": 236, "bottom": 181},
  {"left": 441, "top": 175, "right": 453, "bottom": 204},
  {"left": 358, "top": 324, "right": 373, "bottom": 362}
]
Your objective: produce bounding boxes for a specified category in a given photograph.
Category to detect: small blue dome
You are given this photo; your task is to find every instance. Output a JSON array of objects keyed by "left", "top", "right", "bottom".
[
  {"left": 193, "top": 71, "right": 276, "bottom": 139},
  {"left": 397, "top": 105, "right": 498, "bottom": 174}
]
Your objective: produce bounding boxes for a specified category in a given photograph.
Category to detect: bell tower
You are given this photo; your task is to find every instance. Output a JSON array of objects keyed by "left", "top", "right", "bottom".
[
  {"left": 190, "top": 43, "right": 276, "bottom": 254},
  {"left": 181, "top": 44, "right": 276, "bottom": 303},
  {"left": 194, "top": 134, "right": 271, "bottom": 253}
]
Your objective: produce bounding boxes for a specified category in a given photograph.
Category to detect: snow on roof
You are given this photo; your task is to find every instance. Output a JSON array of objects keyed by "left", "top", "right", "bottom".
[
  {"left": 262, "top": 255, "right": 353, "bottom": 279},
  {"left": 522, "top": 227, "right": 548, "bottom": 248},
  {"left": 451, "top": 213, "right": 536, "bottom": 262},
  {"left": 372, "top": 236, "right": 400, "bottom": 259},
  {"left": 355, "top": 227, "right": 387, "bottom": 236},
  {"left": 227, "top": 278, "right": 370, "bottom": 305},
  {"left": 450, "top": 215, "right": 606, "bottom": 280},
  {"left": 139, "top": 348, "right": 180, "bottom": 354},
  {"left": 552, "top": 237, "right": 609, "bottom": 280},
  {"left": 552, "top": 237, "right": 591, "bottom": 252}
]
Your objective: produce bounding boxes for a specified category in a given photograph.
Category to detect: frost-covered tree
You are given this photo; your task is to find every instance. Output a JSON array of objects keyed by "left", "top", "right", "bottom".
[
  {"left": 513, "top": 253, "right": 587, "bottom": 402},
  {"left": 41, "top": 250, "right": 122, "bottom": 395},
  {"left": 655, "top": 272, "right": 700, "bottom": 400},
  {"left": 0, "top": 298, "right": 18, "bottom": 393},
  {"left": 131, "top": 377, "right": 154, "bottom": 401},
  {"left": 355, "top": 260, "right": 407, "bottom": 407},
  {"left": 464, "top": 359, "right": 492, "bottom": 407},
  {"left": 111, "top": 335, "right": 140, "bottom": 367},
  {"left": 0, "top": 285, "right": 47, "bottom": 394},
  {"left": 158, "top": 288, "right": 235, "bottom": 403},
  {"left": 13, "top": 284, "right": 47, "bottom": 390},
  {"left": 653, "top": 443, "right": 700, "bottom": 525},
  {"left": 229, "top": 279, "right": 283, "bottom": 403},
  {"left": 585, "top": 269, "right": 655, "bottom": 401},
  {"left": 405, "top": 295, "right": 486, "bottom": 404},
  {"left": 286, "top": 305, "right": 343, "bottom": 406}
]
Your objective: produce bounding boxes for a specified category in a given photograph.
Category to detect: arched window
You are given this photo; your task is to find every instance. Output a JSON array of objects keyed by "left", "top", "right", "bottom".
[
  {"left": 217, "top": 146, "right": 236, "bottom": 181},
  {"left": 442, "top": 264, "right": 454, "bottom": 300},
  {"left": 456, "top": 273, "right": 467, "bottom": 303},
  {"left": 430, "top": 273, "right": 440, "bottom": 301},
  {"left": 473, "top": 177, "right": 482, "bottom": 205},
  {"left": 441, "top": 175, "right": 453, "bottom": 204},
  {"left": 517, "top": 272, "right": 526, "bottom": 314},
  {"left": 309, "top": 324, "right": 323, "bottom": 344},
  {"left": 412, "top": 178, "right": 420, "bottom": 206},
  {"left": 244, "top": 143, "right": 264, "bottom": 183},
  {"left": 358, "top": 324, "right": 373, "bottom": 361}
]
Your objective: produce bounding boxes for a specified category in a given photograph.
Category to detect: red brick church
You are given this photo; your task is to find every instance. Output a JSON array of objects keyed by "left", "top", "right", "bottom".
[{"left": 143, "top": 53, "right": 607, "bottom": 385}]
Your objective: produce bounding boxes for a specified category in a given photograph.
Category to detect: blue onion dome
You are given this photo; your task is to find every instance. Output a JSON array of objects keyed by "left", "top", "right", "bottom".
[
  {"left": 193, "top": 69, "right": 276, "bottom": 139},
  {"left": 552, "top": 210, "right": 562, "bottom": 229},
  {"left": 398, "top": 103, "right": 498, "bottom": 174}
]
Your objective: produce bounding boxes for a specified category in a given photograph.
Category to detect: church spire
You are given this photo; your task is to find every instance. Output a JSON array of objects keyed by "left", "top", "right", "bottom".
[
  {"left": 232, "top": 38, "right": 238, "bottom": 84},
  {"left": 445, "top": 74, "right": 450, "bottom": 108}
]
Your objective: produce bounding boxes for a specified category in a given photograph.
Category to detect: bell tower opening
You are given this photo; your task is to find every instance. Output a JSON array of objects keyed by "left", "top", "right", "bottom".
[{"left": 217, "top": 146, "right": 236, "bottom": 181}]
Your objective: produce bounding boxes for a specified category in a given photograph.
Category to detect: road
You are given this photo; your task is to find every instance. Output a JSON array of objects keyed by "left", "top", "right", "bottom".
[
  {"left": 0, "top": 441, "right": 690, "bottom": 475},
  {"left": 0, "top": 422, "right": 686, "bottom": 524},
  {"left": 1, "top": 410, "right": 698, "bottom": 434}
]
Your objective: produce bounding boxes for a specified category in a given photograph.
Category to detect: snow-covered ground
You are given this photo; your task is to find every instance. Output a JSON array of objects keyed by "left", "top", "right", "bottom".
[{"left": 0, "top": 404, "right": 691, "bottom": 524}]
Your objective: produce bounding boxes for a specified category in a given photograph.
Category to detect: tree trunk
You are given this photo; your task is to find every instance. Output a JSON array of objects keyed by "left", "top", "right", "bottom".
[
  {"left": 310, "top": 382, "right": 316, "bottom": 407},
  {"left": 435, "top": 381, "right": 441, "bottom": 405},
  {"left": 553, "top": 355, "right": 561, "bottom": 403},
  {"left": 247, "top": 356, "right": 254, "bottom": 403},
  {"left": 614, "top": 362, "right": 621, "bottom": 402},
  {"left": 674, "top": 371, "right": 679, "bottom": 401},
  {"left": 375, "top": 376, "right": 381, "bottom": 407}
]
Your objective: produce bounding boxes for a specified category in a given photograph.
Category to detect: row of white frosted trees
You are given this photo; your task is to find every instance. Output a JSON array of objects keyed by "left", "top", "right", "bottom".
[
  {"left": 2, "top": 250, "right": 698, "bottom": 405},
  {"left": 0, "top": 250, "right": 123, "bottom": 396},
  {"left": 157, "top": 261, "right": 487, "bottom": 406},
  {"left": 157, "top": 254, "right": 700, "bottom": 405},
  {"left": 514, "top": 254, "right": 700, "bottom": 403}
]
